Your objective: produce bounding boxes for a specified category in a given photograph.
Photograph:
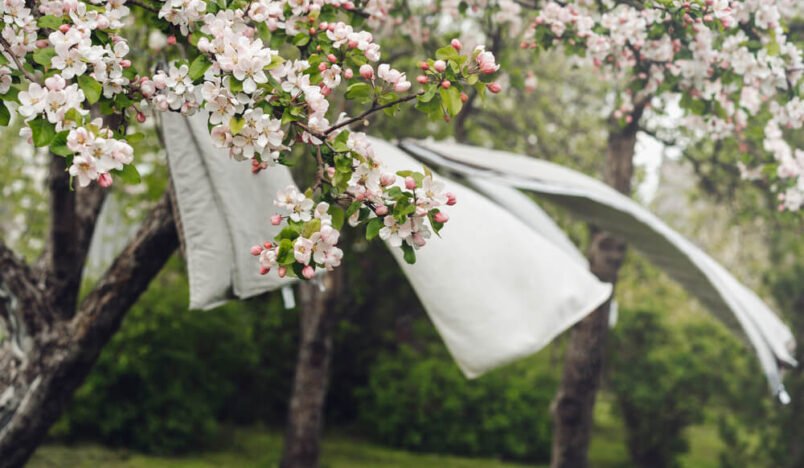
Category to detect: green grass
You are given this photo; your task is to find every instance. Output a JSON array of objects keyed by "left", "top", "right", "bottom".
[
  {"left": 28, "top": 394, "right": 728, "bottom": 468},
  {"left": 28, "top": 426, "right": 533, "bottom": 468}
]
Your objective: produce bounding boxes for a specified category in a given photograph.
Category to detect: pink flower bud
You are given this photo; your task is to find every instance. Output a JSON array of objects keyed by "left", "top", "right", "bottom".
[
  {"left": 343, "top": 1, "right": 354, "bottom": 9},
  {"left": 167, "top": 35, "right": 176, "bottom": 45},
  {"left": 250, "top": 245, "right": 263, "bottom": 256},
  {"left": 260, "top": 266, "right": 270, "bottom": 275},
  {"left": 271, "top": 214, "right": 282, "bottom": 225},
  {"left": 318, "top": 62, "right": 328, "bottom": 72},
  {"left": 375, "top": 205, "right": 388, "bottom": 215},
  {"left": 380, "top": 173, "right": 395, "bottom": 186},
  {"left": 326, "top": 166, "right": 336, "bottom": 178},
  {"left": 264, "top": 241, "right": 273, "bottom": 249},
  {"left": 433, "top": 60, "right": 447, "bottom": 72},
  {"left": 405, "top": 176, "right": 417, "bottom": 190},
  {"left": 420, "top": 61, "right": 429, "bottom": 70},
  {"left": 98, "top": 173, "right": 113, "bottom": 188},
  {"left": 446, "top": 192, "right": 457, "bottom": 206},
  {"left": 416, "top": 75, "right": 428, "bottom": 84},
  {"left": 487, "top": 82, "right": 502, "bottom": 93},
  {"left": 412, "top": 233, "right": 427, "bottom": 247},
  {"left": 58, "top": 24, "right": 70, "bottom": 33},
  {"left": 35, "top": 39, "right": 49, "bottom": 48},
  {"left": 319, "top": 22, "right": 328, "bottom": 30},
  {"left": 321, "top": 85, "right": 331, "bottom": 96},
  {"left": 451, "top": 39, "right": 462, "bottom": 50},
  {"left": 120, "top": 59, "right": 131, "bottom": 68},
  {"left": 302, "top": 265, "right": 315, "bottom": 279},
  {"left": 344, "top": 68, "right": 353, "bottom": 79},
  {"left": 434, "top": 212, "right": 449, "bottom": 223},
  {"left": 359, "top": 64, "right": 374, "bottom": 80},
  {"left": 441, "top": 80, "right": 451, "bottom": 89},
  {"left": 460, "top": 92, "right": 468, "bottom": 102},
  {"left": 327, "top": 54, "right": 337, "bottom": 63},
  {"left": 136, "top": 112, "right": 146, "bottom": 123},
  {"left": 278, "top": 266, "right": 287, "bottom": 278}
]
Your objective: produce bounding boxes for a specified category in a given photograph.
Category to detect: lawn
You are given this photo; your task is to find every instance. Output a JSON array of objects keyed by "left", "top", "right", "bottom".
[{"left": 28, "top": 395, "right": 726, "bottom": 468}]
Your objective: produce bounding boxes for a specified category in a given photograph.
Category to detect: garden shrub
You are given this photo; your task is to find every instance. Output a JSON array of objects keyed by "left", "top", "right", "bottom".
[
  {"left": 607, "top": 308, "right": 756, "bottom": 468},
  {"left": 58, "top": 257, "right": 266, "bottom": 454},
  {"left": 356, "top": 320, "right": 558, "bottom": 462}
]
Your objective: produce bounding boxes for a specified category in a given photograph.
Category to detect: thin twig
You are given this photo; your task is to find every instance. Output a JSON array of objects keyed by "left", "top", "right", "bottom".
[
  {"left": 323, "top": 91, "right": 423, "bottom": 136},
  {"left": 0, "top": 37, "right": 39, "bottom": 84},
  {"left": 128, "top": 0, "right": 160, "bottom": 14}
]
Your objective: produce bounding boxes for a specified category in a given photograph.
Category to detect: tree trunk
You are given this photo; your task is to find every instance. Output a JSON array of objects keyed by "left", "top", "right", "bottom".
[
  {"left": 280, "top": 271, "right": 341, "bottom": 468},
  {"left": 0, "top": 192, "right": 178, "bottom": 468},
  {"left": 550, "top": 113, "right": 642, "bottom": 468}
]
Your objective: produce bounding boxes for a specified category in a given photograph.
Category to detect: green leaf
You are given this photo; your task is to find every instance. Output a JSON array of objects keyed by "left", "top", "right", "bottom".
[
  {"left": 0, "top": 101, "right": 9, "bottom": 127},
  {"left": 32, "top": 48, "right": 56, "bottom": 67},
  {"left": 276, "top": 226, "right": 301, "bottom": 242},
  {"left": 229, "top": 78, "right": 244, "bottom": 93},
  {"left": 293, "top": 33, "right": 310, "bottom": 47},
  {"left": 50, "top": 130, "right": 72, "bottom": 156},
  {"left": 265, "top": 54, "right": 285, "bottom": 70},
  {"left": 301, "top": 218, "right": 321, "bottom": 238},
  {"left": 30, "top": 117, "right": 56, "bottom": 147},
  {"left": 345, "top": 83, "right": 371, "bottom": 100},
  {"left": 125, "top": 132, "right": 145, "bottom": 144},
  {"left": 440, "top": 86, "right": 462, "bottom": 117},
  {"left": 112, "top": 164, "right": 141, "bottom": 184},
  {"left": 435, "top": 45, "right": 460, "bottom": 61},
  {"left": 37, "top": 15, "right": 63, "bottom": 29},
  {"left": 331, "top": 130, "right": 350, "bottom": 152},
  {"left": 229, "top": 115, "right": 245, "bottom": 135},
  {"left": 418, "top": 85, "right": 438, "bottom": 103},
  {"left": 78, "top": 75, "right": 102, "bottom": 104},
  {"left": 346, "top": 200, "right": 361, "bottom": 217},
  {"left": 377, "top": 92, "right": 398, "bottom": 105},
  {"left": 328, "top": 206, "right": 345, "bottom": 230},
  {"left": 365, "top": 217, "right": 383, "bottom": 240},
  {"left": 766, "top": 40, "right": 780, "bottom": 56},
  {"left": 401, "top": 244, "right": 416, "bottom": 264},
  {"left": 277, "top": 239, "right": 295, "bottom": 265},
  {"left": 334, "top": 154, "right": 352, "bottom": 173},
  {"left": 64, "top": 108, "right": 83, "bottom": 125},
  {"left": 188, "top": 54, "right": 212, "bottom": 81}
]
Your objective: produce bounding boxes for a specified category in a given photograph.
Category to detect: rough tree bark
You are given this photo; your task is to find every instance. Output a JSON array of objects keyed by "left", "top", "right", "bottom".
[
  {"left": 550, "top": 105, "right": 645, "bottom": 468},
  {"left": 280, "top": 270, "right": 342, "bottom": 468},
  {"left": 0, "top": 159, "right": 178, "bottom": 468}
]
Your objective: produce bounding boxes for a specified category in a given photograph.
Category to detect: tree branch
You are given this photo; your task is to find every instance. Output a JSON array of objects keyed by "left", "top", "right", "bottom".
[
  {"left": 0, "top": 37, "right": 38, "bottom": 84},
  {"left": 323, "top": 91, "right": 423, "bottom": 136},
  {"left": 0, "top": 237, "right": 50, "bottom": 334}
]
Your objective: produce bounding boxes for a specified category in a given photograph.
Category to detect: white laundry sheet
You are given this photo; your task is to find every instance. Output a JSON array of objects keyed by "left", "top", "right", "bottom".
[
  {"left": 161, "top": 112, "right": 614, "bottom": 378},
  {"left": 399, "top": 139, "right": 797, "bottom": 399},
  {"left": 367, "top": 138, "right": 613, "bottom": 377},
  {"left": 161, "top": 111, "right": 296, "bottom": 310}
]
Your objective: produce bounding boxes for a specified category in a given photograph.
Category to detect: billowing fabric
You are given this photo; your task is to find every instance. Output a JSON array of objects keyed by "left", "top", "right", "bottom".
[
  {"left": 161, "top": 111, "right": 295, "bottom": 309},
  {"left": 400, "top": 139, "right": 796, "bottom": 398},
  {"left": 369, "top": 138, "right": 613, "bottom": 377},
  {"left": 163, "top": 117, "right": 614, "bottom": 377}
]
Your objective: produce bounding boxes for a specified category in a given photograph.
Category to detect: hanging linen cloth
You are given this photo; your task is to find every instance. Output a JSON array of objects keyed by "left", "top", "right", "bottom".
[{"left": 399, "top": 139, "right": 796, "bottom": 400}]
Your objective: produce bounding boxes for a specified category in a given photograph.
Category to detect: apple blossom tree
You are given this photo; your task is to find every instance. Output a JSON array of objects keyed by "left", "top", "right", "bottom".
[
  {"left": 0, "top": 0, "right": 501, "bottom": 465},
  {"left": 352, "top": 1, "right": 802, "bottom": 466}
]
